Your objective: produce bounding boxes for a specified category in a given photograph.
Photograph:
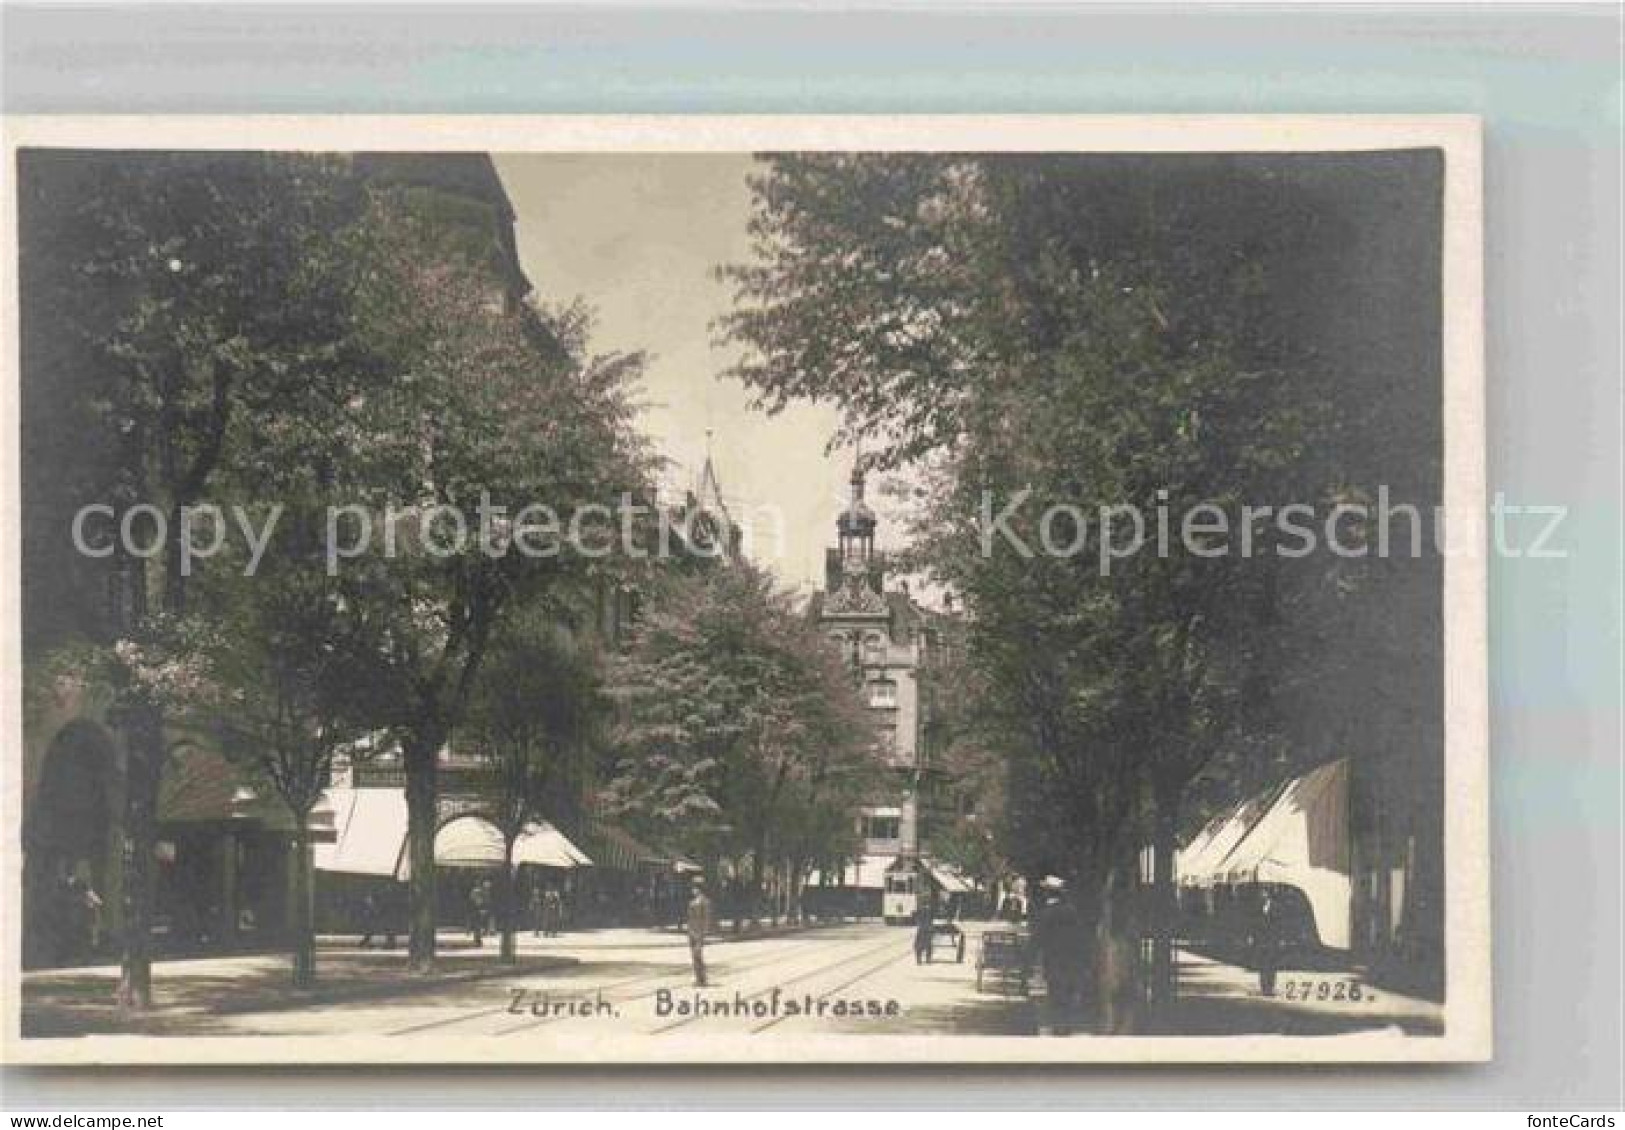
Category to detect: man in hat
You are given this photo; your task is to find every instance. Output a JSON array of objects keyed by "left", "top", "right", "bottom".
[
  {"left": 913, "top": 886, "right": 937, "bottom": 965},
  {"left": 685, "top": 876, "right": 714, "bottom": 987},
  {"left": 1034, "top": 877, "right": 1085, "bottom": 1034}
]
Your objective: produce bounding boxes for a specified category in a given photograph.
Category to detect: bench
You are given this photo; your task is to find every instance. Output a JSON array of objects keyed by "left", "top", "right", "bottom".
[{"left": 975, "top": 929, "right": 1031, "bottom": 995}]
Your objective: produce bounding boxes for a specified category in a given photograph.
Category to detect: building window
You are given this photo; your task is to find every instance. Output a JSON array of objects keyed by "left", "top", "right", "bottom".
[
  {"left": 874, "top": 724, "right": 897, "bottom": 756},
  {"left": 862, "top": 814, "right": 901, "bottom": 842},
  {"left": 864, "top": 632, "right": 886, "bottom": 663}
]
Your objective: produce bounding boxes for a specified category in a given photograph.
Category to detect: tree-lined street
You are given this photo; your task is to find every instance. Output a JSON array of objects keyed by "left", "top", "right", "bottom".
[
  {"left": 21, "top": 147, "right": 1447, "bottom": 1045},
  {"left": 23, "top": 922, "right": 1440, "bottom": 1041}
]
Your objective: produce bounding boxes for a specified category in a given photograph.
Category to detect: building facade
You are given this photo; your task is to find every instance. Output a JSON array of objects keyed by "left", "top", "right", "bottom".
[{"left": 807, "top": 464, "right": 961, "bottom": 919}]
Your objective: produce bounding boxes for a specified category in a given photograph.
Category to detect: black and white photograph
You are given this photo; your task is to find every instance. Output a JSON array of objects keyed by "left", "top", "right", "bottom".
[{"left": 4, "top": 116, "right": 1488, "bottom": 1065}]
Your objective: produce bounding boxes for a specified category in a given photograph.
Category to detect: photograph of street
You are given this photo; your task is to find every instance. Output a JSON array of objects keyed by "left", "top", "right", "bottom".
[{"left": 11, "top": 131, "right": 1476, "bottom": 1060}]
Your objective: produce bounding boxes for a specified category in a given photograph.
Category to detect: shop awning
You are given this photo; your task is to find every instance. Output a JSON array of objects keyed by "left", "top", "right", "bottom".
[
  {"left": 429, "top": 816, "right": 593, "bottom": 872},
  {"left": 1220, "top": 760, "right": 1349, "bottom": 882},
  {"left": 921, "top": 859, "right": 973, "bottom": 894},
  {"left": 315, "top": 791, "right": 592, "bottom": 879},
  {"left": 313, "top": 788, "right": 408, "bottom": 878},
  {"left": 516, "top": 823, "right": 593, "bottom": 869},
  {"left": 579, "top": 820, "right": 666, "bottom": 872},
  {"left": 1218, "top": 758, "right": 1352, "bottom": 950},
  {"left": 1174, "top": 809, "right": 1233, "bottom": 878},
  {"left": 1177, "top": 789, "right": 1279, "bottom": 886}
]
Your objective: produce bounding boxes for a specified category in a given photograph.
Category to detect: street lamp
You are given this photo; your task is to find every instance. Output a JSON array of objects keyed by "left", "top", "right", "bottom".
[
  {"left": 306, "top": 793, "right": 337, "bottom": 845},
  {"left": 223, "top": 785, "right": 262, "bottom": 945},
  {"left": 228, "top": 785, "right": 259, "bottom": 820}
]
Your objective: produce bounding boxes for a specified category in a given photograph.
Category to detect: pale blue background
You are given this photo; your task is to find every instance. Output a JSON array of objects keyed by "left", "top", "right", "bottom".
[{"left": 3, "top": 1, "right": 1621, "bottom": 1111}]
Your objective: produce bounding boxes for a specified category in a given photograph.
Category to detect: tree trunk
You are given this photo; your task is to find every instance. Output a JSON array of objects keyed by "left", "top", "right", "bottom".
[
  {"left": 788, "top": 862, "right": 804, "bottom": 925},
  {"left": 403, "top": 739, "right": 440, "bottom": 973},
  {"left": 731, "top": 868, "right": 745, "bottom": 934},
  {"left": 1149, "top": 796, "right": 1179, "bottom": 1020},
  {"left": 288, "top": 826, "right": 316, "bottom": 988},
  {"left": 499, "top": 840, "right": 517, "bottom": 965},
  {"left": 116, "top": 705, "right": 163, "bottom": 1014},
  {"left": 750, "top": 850, "right": 766, "bottom": 929},
  {"left": 1093, "top": 863, "right": 1143, "bottom": 1035}
]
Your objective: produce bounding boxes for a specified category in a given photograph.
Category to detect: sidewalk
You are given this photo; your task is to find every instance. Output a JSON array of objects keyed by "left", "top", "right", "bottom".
[
  {"left": 1028, "top": 948, "right": 1444, "bottom": 1037},
  {"left": 1170, "top": 949, "right": 1444, "bottom": 1036},
  {"left": 22, "top": 920, "right": 850, "bottom": 1038},
  {"left": 22, "top": 931, "right": 578, "bottom": 1038}
]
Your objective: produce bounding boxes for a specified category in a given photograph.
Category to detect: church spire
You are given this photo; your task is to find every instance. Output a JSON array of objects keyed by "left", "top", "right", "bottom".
[
  {"left": 695, "top": 427, "right": 732, "bottom": 530},
  {"left": 685, "top": 425, "right": 738, "bottom": 559},
  {"left": 823, "top": 442, "right": 886, "bottom": 606},
  {"left": 836, "top": 447, "right": 877, "bottom": 546}
]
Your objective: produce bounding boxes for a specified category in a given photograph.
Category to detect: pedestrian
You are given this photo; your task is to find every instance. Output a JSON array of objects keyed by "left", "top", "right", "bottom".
[
  {"left": 686, "top": 877, "right": 713, "bottom": 987},
  {"left": 913, "top": 891, "right": 936, "bottom": 965},
  {"left": 542, "top": 887, "right": 563, "bottom": 938},
  {"left": 529, "top": 885, "right": 546, "bottom": 938},
  {"left": 1253, "top": 887, "right": 1282, "bottom": 997},
  {"left": 469, "top": 879, "right": 490, "bottom": 947},
  {"left": 1034, "top": 879, "right": 1083, "bottom": 1034},
  {"left": 60, "top": 874, "right": 92, "bottom": 964},
  {"left": 79, "top": 876, "right": 103, "bottom": 955},
  {"left": 359, "top": 889, "right": 396, "bottom": 949}
]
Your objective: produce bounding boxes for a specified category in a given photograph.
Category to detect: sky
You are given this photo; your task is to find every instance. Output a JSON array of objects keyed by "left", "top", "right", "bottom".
[{"left": 495, "top": 153, "right": 879, "bottom": 596}]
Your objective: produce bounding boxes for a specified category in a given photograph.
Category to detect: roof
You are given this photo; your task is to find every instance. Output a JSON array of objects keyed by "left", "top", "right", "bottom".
[
  {"left": 352, "top": 152, "right": 531, "bottom": 299},
  {"left": 157, "top": 745, "right": 242, "bottom": 824},
  {"left": 352, "top": 153, "right": 516, "bottom": 220},
  {"left": 158, "top": 743, "right": 294, "bottom": 827},
  {"left": 837, "top": 498, "right": 877, "bottom": 537}
]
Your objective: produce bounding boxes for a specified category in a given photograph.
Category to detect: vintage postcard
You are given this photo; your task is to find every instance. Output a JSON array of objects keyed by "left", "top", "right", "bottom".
[{"left": 1, "top": 115, "right": 1488, "bottom": 1064}]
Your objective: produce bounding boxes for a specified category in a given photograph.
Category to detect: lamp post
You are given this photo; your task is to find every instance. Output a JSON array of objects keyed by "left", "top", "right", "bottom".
[
  {"left": 224, "top": 785, "right": 261, "bottom": 947},
  {"left": 307, "top": 793, "right": 336, "bottom": 845},
  {"left": 288, "top": 791, "right": 336, "bottom": 987}
]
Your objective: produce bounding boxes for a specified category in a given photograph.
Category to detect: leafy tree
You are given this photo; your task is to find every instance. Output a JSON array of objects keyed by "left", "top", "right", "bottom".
[
  {"left": 327, "top": 195, "right": 652, "bottom": 971},
  {"left": 604, "top": 565, "right": 878, "bottom": 925},
  {"left": 718, "top": 156, "right": 989, "bottom": 470},
  {"left": 462, "top": 607, "right": 606, "bottom": 963},
  {"left": 920, "top": 645, "right": 1011, "bottom": 896},
  {"left": 19, "top": 151, "right": 370, "bottom": 1010},
  {"left": 719, "top": 154, "right": 1353, "bottom": 1026},
  {"left": 201, "top": 570, "right": 373, "bottom": 987}
]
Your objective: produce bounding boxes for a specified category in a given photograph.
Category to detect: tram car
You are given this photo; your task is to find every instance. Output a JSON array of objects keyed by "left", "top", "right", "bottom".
[{"left": 883, "top": 868, "right": 920, "bottom": 925}]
